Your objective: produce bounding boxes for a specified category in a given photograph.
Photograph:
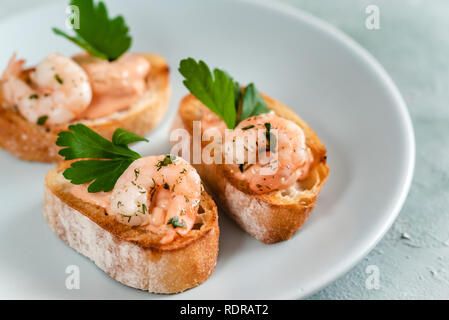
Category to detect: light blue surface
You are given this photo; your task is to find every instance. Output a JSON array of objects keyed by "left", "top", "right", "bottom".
[
  {"left": 2, "top": 0, "right": 448, "bottom": 299},
  {"left": 281, "top": 0, "right": 449, "bottom": 299}
]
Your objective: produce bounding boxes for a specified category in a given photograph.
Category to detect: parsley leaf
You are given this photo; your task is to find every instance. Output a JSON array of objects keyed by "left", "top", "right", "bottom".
[
  {"left": 56, "top": 124, "right": 147, "bottom": 192},
  {"left": 241, "top": 83, "right": 269, "bottom": 120},
  {"left": 234, "top": 81, "right": 243, "bottom": 110},
  {"left": 53, "top": 0, "right": 132, "bottom": 61},
  {"left": 179, "top": 58, "right": 269, "bottom": 128},
  {"left": 179, "top": 58, "right": 236, "bottom": 129},
  {"left": 63, "top": 159, "right": 134, "bottom": 193},
  {"left": 112, "top": 128, "right": 148, "bottom": 146}
]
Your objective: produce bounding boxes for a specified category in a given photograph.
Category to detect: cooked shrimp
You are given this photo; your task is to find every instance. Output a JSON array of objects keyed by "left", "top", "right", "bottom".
[
  {"left": 109, "top": 155, "right": 202, "bottom": 243},
  {"left": 73, "top": 53, "right": 150, "bottom": 119},
  {"left": 224, "top": 112, "right": 313, "bottom": 194},
  {"left": 0, "top": 53, "right": 92, "bottom": 124}
]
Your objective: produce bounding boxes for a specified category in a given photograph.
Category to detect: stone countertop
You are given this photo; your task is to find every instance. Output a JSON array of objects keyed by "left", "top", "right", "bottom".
[
  {"left": 282, "top": 0, "right": 449, "bottom": 299},
  {"left": 2, "top": 0, "right": 448, "bottom": 299}
]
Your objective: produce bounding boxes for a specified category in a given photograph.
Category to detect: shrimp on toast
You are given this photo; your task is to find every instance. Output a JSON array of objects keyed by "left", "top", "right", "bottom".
[{"left": 172, "top": 58, "right": 329, "bottom": 243}]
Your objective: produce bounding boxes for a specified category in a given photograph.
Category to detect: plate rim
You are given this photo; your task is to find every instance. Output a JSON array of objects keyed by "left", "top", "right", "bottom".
[
  {"left": 243, "top": 0, "right": 415, "bottom": 299},
  {"left": 0, "top": 0, "right": 416, "bottom": 300}
]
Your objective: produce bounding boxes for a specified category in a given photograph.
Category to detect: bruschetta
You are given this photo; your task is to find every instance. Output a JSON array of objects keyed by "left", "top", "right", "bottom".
[
  {"left": 0, "top": 0, "right": 170, "bottom": 162},
  {"left": 43, "top": 125, "right": 219, "bottom": 293},
  {"left": 171, "top": 58, "right": 329, "bottom": 244}
]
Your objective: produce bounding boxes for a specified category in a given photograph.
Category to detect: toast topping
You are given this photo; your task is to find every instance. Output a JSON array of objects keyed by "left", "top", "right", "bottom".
[
  {"left": 110, "top": 155, "right": 201, "bottom": 242},
  {"left": 0, "top": 53, "right": 92, "bottom": 125},
  {"left": 71, "top": 155, "right": 201, "bottom": 244},
  {"left": 57, "top": 123, "right": 201, "bottom": 244},
  {"left": 202, "top": 111, "right": 313, "bottom": 194},
  {"left": 178, "top": 58, "right": 313, "bottom": 194},
  {"left": 73, "top": 53, "right": 151, "bottom": 119}
]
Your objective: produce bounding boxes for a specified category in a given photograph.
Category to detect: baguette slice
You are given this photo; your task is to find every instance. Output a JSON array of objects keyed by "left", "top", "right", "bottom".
[
  {"left": 0, "top": 54, "right": 170, "bottom": 163},
  {"left": 43, "top": 161, "right": 219, "bottom": 294},
  {"left": 172, "top": 93, "right": 330, "bottom": 244}
]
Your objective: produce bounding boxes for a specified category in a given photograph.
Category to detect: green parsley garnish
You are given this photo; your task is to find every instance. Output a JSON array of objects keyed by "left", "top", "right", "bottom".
[
  {"left": 29, "top": 94, "right": 39, "bottom": 99},
  {"left": 156, "top": 154, "right": 176, "bottom": 170},
  {"left": 241, "top": 125, "right": 254, "bottom": 131},
  {"left": 179, "top": 58, "right": 269, "bottom": 129},
  {"left": 241, "top": 83, "right": 269, "bottom": 121},
  {"left": 167, "top": 216, "right": 185, "bottom": 228},
  {"left": 264, "top": 122, "right": 277, "bottom": 152},
  {"left": 53, "top": 0, "right": 132, "bottom": 61},
  {"left": 54, "top": 74, "right": 63, "bottom": 84},
  {"left": 56, "top": 124, "right": 148, "bottom": 193},
  {"left": 37, "top": 115, "right": 48, "bottom": 126}
]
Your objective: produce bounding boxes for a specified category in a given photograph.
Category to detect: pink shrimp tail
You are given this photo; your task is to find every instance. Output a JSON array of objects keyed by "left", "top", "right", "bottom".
[{"left": 2, "top": 53, "right": 25, "bottom": 79}]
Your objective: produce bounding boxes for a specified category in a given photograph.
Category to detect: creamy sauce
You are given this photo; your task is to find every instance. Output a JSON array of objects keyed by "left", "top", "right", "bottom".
[
  {"left": 73, "top": 53, "right": 150, "bottom": 119},
  {"left": 71, "top": 184, "right": 111, "bottom": 209},
  {"left": 69, "top": 156, "right": 201, "bottom": 244}
]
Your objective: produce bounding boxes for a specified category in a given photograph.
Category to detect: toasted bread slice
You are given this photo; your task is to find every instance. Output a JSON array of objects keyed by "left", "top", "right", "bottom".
[
  {"left": 43, "top": 161, "right": 219, "bottom": 294},
  {"left": 172, "top": 93, "right": 329, "bottom": 244},
  {"left": 0, "top": 54, "right": 170, "bottom": 163}
]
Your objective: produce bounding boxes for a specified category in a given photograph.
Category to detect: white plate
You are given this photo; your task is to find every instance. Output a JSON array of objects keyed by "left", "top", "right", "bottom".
[{"left": 0, "top": 0, "right": 414, "bottom": 299}]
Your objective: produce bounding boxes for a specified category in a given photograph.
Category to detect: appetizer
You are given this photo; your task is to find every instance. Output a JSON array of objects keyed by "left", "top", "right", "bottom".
[
  {"left": 171, "top": 58, "right": 329, "bottom": 244},
  {"left": 43, "top": 125, "right": 218, "bottom": 293},
  {"left": 0, "top": 0, "right": 170, "bottom": 162}
]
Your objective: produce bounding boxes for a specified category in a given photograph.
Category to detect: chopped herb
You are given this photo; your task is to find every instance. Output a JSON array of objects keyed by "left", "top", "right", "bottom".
[
  {"left": 264, "top": 122, "right": 271, "bottom": 132},
  {"left": 167, "top": 216, "right": 185, "bottom": 228},
  {"left": 134, "top": 168, "right": 140, "bottom": 180},
  {"left": 180, "top": 168, "right": 187, "bottom": 174},
  {"left": 117, "top": 201, "right": 123, "bottom": 208},
  {"left": 157, "top": 154, "right": 176, "bottom": 171},
  {"left": 36, "top": 115, "right": 48, "bottom": 126},
  {"left": 242, "top": 125, "right": 254, "bottom": 131},
  {"left": 264, "top": 122, "right": 277, "bottom": 152},
  {"left": 141, "top": 203, "right": 147, "bottom": 214},
  {"left": 184, "top": 196, "right": 189, "bottom": 202},
  {"left": 163, "top": 183, "right": 169, "bottom": 190},
  {"left": 239, "top": 163, "right": 252, "bottom": 173},
  {"left": 54, "top": 74, "right": 63, "bottom": 84},
  {"left": 29, "top": 94, "right": 39, "bottom": 99}
]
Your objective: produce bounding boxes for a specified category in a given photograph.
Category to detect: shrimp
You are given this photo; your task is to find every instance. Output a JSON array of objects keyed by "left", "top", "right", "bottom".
[
  {"left": 73, "top": 53, "right": 150, "bottom": 119},
  {"left": 224, "top": 112, "right": 313, "bottom": 194},
  {"left": 0, "top": 53, "right": 92, "bottom": 125},
  {"left": 109, "top": 155, "right": 202, "bottom": 243}
]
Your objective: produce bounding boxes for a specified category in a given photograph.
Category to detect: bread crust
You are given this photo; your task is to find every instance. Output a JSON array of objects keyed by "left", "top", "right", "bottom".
[
  {"left": 43, "top": 162, "right": 219, "bottom": 294},
  {"left": 0, "top": 54, "right": 170, "bottom": 163},
  {"left": 172, "top": 94, "right": 330, "bottom": 244}
]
